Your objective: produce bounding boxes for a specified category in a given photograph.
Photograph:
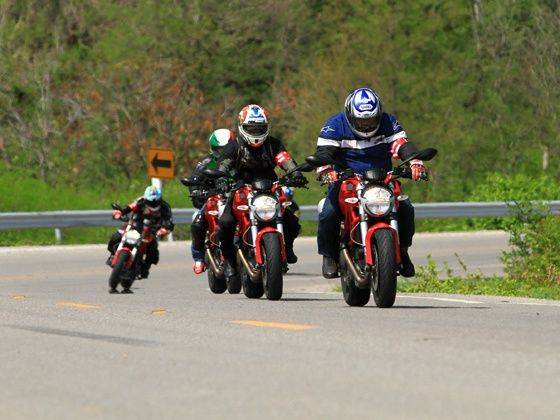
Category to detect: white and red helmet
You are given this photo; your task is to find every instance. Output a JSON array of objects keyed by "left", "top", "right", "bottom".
[{"left": 237, "top": 104, "right": 269, "bottom": 147}]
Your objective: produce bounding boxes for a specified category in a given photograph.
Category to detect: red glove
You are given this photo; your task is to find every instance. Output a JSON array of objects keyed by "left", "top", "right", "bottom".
[
  {"left": 112, "top": 210, "right": 123, "bottom": 220},
  {"left": 157, "top": 228, "right": 169, "bottom": 238},
  {"left": 410, "top": 159, "right": 426, "bottom": 181},
  {"left": 318, "top": 167, "right": 338, "bottom": 184}
]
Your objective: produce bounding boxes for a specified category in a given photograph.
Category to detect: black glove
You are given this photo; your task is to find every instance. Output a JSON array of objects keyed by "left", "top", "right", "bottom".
[
  {"left": 289, "top": 171, "right": 308, "bottom": 187},
  {"left": 215, "top": 177, "right": 231, "bottom": 191}
]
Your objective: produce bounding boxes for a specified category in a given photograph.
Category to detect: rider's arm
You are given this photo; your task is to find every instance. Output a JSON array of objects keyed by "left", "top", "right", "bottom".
[
  {"left": 160, "top": 202, "right": 175, "bottom": 231},
  {"left": 216, "top": 141, "right": 237, "bottom": 174},
  {"left": 386, "top": 116, "right": 425, "bottom": 180},
  {"left": 315, "top": 117, "right": 342, "bottom": 182},
  {"left": 270, "top": 137, "right": 298, "bottom": 172},
  {"left": 121, "top": 199, "right": 141, "bottom": 215}
]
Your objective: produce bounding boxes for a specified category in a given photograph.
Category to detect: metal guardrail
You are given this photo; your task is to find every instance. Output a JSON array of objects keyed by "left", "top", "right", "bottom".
[{"left": 1, "top": 201, "right": 559, "bottom": 230}]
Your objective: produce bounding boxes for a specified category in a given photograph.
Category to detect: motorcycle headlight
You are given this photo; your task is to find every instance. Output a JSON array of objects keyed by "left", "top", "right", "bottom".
[
  {"left": 362, "top": 186, "right": 392, "bottom": 217},
  {"left": 253, "top": 194, "right": 278, "bottom": 222},
  {"left": 124, "top": 230, "right": 141, "bottom": 245}
]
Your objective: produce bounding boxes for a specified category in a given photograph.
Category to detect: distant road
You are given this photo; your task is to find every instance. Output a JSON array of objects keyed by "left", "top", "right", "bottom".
[{"left": 3, "top": 231, "right": 559, "bottom": 420}]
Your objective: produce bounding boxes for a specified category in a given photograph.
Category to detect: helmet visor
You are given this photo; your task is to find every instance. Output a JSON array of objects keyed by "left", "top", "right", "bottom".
[
  {"left": 349, "top": 114, "right": 381, "bottom": 134},
  {"left": 242, "top": 123, "right": 268, "bottom": 137}
]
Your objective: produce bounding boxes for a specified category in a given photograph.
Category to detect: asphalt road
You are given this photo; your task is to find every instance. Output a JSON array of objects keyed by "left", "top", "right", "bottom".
[{"left": 2, "top": 231, "right": 560, "bottom": 419}]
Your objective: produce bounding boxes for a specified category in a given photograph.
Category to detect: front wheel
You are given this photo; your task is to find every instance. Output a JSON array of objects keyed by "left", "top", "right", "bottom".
[
  {"left": 339, "top": 250, "right": 370, "bottom": 307},
  {"left": 206, "top": 252, "right": 227, "bottom": 294},
  {"left": 262, "top": 233, "right": 283, "bottom": 301},
  {"left": 371, "top": 229, "right": 397, "bottom": 308},
  {"left": 109, "top": 252, "right": 128, "bottom": 290}
]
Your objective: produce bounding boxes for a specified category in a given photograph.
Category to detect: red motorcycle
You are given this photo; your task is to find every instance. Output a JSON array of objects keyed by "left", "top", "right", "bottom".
[
  {"left": 108, "top": 203, "right": 169, "bottom": 293},
  {"left": 305, "top": 148, "right": 437, "bottom": 308},
  {"left": 181, "top": 178, "right": 240, "bottom": 294},
  {"left": 205, "top": 170, "right": 307, "bottom": 300}
]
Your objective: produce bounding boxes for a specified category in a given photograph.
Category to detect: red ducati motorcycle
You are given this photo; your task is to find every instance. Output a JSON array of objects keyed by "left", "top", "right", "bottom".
[
  {"left": 181, "top": 178, "right": 240, "bottom": 294},
  {"left": 108, "top": 203, "right": 169, "bottom": 293},
  {"left": 305, "top": 148, "right": 437, "bottom": 308},
  {"left": 205, "top": 170, "right": 307, "bottom": 300}
]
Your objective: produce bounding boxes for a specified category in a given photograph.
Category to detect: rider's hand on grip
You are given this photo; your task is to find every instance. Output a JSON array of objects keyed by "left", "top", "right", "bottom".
[
  {"left": 215, "top": 177, "right": 230, "bottom": 191},
  {"left": 410, "top": 160, "right": 426, "bottom": 181},
  {"left": 157, "top": 228, "right": 169, "bottom": 238},
  {"left": 318, "top": 169, "right": 338, "bottom": 185},
  {"left": 290, "top": 171, "right": 308, "bottom": 187},
  {"left": 112, "top": 210, "right": 123, "bottom": 220}
]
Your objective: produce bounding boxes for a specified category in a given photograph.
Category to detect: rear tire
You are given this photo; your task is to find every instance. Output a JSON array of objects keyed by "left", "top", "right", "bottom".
[
  {"left": 339, "top": 250, "right": 370, "bottom": 307},
  {"left": 108, "top": 252, "right": 128, "bottom": 290},
  {"left": 262, "top": 233, "right": 283, "bottom": 301},
  {"left": 207, "top": 251, "right": 226, "bottom": 294},
  {"left": 227, "top": 274, "right": 242, "bottom": 294},
  {"left": 371, "top": 230, "right": 397, "bottom": 308}
]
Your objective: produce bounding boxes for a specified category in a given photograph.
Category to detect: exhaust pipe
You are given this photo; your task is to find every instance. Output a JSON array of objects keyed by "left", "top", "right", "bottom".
[
  {"left": 341, "top": 248, "right": 369, "bottom": 286},
  {"left": 205, "top": 248, "right": 224, "bottom": 277},
  {"left": 237, "top": 249, "right": 261, "bottom": 282}
]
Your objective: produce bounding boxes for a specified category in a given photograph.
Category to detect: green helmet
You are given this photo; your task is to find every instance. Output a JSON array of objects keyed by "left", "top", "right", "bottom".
[{"left": 208, "top": 128, "right": 234, "bottom": 157}]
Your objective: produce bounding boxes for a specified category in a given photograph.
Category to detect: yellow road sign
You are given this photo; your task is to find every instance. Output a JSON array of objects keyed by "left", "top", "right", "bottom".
[{"left": 147, "top": 148, "right": 175, "bottom": 179}]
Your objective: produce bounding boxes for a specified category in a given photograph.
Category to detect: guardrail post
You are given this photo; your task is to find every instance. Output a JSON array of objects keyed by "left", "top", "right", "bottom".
[{"left": 54, "top": 228, "right": 62, "bottom": 243}]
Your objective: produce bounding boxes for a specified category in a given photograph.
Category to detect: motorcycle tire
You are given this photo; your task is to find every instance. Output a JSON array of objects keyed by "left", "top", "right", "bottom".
[
  {"left": 239, "top": 254, "right": 264, "bottom": 299},
  {"left": 227, "top": 274, "right": 242, "bottom": 294},
  {"left": 109, "top": 252, "right": 128, "bottom": 291},
  {"left": 262, "top": 233, "right": 283, "bottom": 301},
  {"left": 371, "top": 229, "right": 397, "bottom": 308},
  {"left": 207, "top": 269, "right": 227, "bottom": 294},
  {"left": 339, "top": 250, "right": 370, "bottom": 307}
]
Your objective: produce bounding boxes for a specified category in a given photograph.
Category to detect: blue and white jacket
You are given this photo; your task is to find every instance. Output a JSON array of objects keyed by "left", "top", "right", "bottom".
[{"left": 315, "top": 112, "right": 414, "bottom": 174}]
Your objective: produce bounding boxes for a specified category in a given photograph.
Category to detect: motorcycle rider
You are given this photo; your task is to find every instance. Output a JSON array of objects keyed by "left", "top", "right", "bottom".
[
  {"left": 183, "top": 128, "right": 235, "bottom": 275},
  {"left": 107, "top": 185, "right": 174, "bottom": 280},
  {"left": 314, "top": 87, "right": 426, "bottom": 279},
  {"left": 215, "top": 104, "right": 307, "bottom": 279}
]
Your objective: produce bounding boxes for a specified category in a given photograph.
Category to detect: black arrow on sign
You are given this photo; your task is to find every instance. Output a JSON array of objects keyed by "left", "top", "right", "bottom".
[{"left": 151, "top": 153, "right": 172, "bottom": 173}]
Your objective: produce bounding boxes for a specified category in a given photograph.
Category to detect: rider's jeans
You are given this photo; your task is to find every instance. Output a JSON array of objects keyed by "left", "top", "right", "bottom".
[{"left": 317, "top": 182, "right": 416, "bottom": 260}]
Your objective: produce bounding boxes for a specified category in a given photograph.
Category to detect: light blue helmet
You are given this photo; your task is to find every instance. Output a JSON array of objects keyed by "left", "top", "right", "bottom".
[
  {"left": 282, "top": 186, "right": 294, "bottom": 200},
  {"left": 344, "top": 87, "right": 382, "bottom": 138},
  {"left": 144, "top": 185, "right": 162, "bottom": 208}
]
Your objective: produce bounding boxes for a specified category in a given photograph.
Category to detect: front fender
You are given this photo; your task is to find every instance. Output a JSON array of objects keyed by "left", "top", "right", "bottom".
[
  {"left": 113, "top": 247, "right": 132, "bottom": 268},
  {"left": 364, "top": 223, "right": 401, "bottom": 265},
  {"left": 254, "top": 227, "right": 286, "bottom": 265}
]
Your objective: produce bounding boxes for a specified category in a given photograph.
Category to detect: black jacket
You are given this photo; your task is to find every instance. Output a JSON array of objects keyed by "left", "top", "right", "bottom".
[{"left": 217, "top": 136, "right": 297, "bottom": 183}]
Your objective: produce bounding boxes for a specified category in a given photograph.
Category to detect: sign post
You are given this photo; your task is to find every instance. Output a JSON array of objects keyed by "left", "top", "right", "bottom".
[{"left": 147, "top": 147, "right": 175, "bottom": 241}]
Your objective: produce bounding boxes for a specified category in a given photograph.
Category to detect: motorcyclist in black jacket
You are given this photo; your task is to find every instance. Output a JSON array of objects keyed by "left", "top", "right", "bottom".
[
  {"left": 182, "top": 128, "right": 235, "bottom": 274},
  {"left": 215, "top": 104, "right": 307, "bottom": 278}
]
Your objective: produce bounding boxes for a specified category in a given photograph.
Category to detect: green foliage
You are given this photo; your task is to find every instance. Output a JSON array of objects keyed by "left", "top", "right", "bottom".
[
  {"left": 501, "top": 205, "right": 560, "bottom": 286},
  {"left": 399, "top": 255, "right": 560, "bottom": 300}
]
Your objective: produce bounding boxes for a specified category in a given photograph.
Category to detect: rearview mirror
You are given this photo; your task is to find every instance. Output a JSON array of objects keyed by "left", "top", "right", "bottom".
[{"left": 305, "top": 155, "right": 335, "bottom": 168}]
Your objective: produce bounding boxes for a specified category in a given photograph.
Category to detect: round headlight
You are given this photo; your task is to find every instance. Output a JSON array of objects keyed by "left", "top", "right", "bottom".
[
  {"left": 362, "top": 186, "right": 392, "bottom": 217},
  {"left": 253, "top": 195, "right": 278, "bottom": 221},
  {"left": 124, "top": 230, "right": 141, "bottom": 244}
]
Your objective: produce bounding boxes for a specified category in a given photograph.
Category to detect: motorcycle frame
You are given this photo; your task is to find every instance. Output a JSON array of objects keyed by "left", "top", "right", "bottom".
[
  {"left": 232, "top": 183, "right": 287, "bottom": 267},
  {"left": 338, "top": 175, "right": 402, "bottom": 269}
]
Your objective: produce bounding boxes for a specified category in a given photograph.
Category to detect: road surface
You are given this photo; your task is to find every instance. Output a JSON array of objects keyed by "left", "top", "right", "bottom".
[{"left": 1, "top": 231, "right": 560, "bottom": 419}]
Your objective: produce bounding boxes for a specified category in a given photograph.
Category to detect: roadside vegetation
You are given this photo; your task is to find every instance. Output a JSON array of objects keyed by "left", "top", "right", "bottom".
[{"left": 399, "top": 202, "right": 560, "bottom": 300}]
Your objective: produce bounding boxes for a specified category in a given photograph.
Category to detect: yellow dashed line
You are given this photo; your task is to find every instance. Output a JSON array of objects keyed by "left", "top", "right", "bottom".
[
  {"left": 151, "top": 309, "right": 167, "bottom": 316},
  {"left": 57, "top": 302, "right": 100, "bottom": 309},
  {"left": 232, "top": 320, "right": 316, "bottom": 331},
  {"left": 12, "top": 295, "right": 26, "bottom": 300}
]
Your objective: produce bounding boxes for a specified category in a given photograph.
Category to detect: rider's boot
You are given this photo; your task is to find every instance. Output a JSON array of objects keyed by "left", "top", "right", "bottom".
[
  {"left": 322, "top": 256, "right": 339, "bottom": 279},
  {"left": 109, "top": 288, "right": 119, "bottom": 294},
  {"left": 400, "top": 247, "right": 415, "bottom": 278},
  {"left": 286, "top": 248, "right": 298, "bottom": 264},
  {"left": 121, "top": 288, "right": 134, "bottom": 294},
  {"left": 193, "top": 260, "right": 206, "bottom": 274},
  {"left": 105, "top": 255, "right": 113, "bottom": 266},
  {"left": 140, "top": 263, "right": 150, "bottom": 279}
]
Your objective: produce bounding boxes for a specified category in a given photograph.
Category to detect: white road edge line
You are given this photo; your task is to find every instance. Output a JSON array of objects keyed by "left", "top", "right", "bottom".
[
  {"left": 398, "top": 295, "right": 484, "bottom": 304},
  {"left": 505, "top": 301, "right": 560, "bottom": 307}
]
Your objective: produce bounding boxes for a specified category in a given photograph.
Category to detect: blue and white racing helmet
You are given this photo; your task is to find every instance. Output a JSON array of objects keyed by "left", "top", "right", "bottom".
[
  {"left": 344, "top": 87, "right": 382, "bottom": 138},
  {"left": 282, "top": 186, "right": 294, "bottom": 201},
  {"left": 144, "top": 185, "right": 162, "bottom": 209}
]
